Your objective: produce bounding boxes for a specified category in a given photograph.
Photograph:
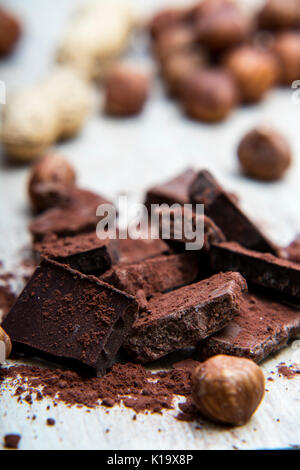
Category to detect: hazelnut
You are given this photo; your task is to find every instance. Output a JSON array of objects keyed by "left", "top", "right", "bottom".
[
  {"left": 0, "top": 7, "right": 21, "bottom": 56},
  {"left": 273, "top": 32, "right": 300, "bottom": 85},
  {"left": 28, "top": 153, "right": 76, "bottom": 212},
  {"left": 0, "top": 326, "right": 12, "bottom": 362},
  {"left": 237, "top": 127, "right": 292, "bottom": 181},
  {"left": 224, "top": 45, "right": 278, "bottom": 102},
  {"left": 154, "top": 25, "right": 196, "bottom": 65},
  {"left": 180, "top": 68, "right": 238, "bottom": 122},
  {"left": 161, "top": 51, "right": 206, "bottom": 96},
  {"left": 105, "top": 64, "right": 150, "bottom": 116},
  {"left": 149, "top": 8, "right": 186, "bottom": 39},
  {"left": 191, "top": 355, "right": 265, "bottom": 426},
  {"left": 195, "top": 1, "right": 253, "bottom": 52},
  {"left": 257, "top": 0, "right": 300, "bottom": 31}
]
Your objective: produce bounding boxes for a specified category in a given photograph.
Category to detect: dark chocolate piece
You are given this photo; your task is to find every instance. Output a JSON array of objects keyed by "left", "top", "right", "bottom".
[
  {"left": 280, "top": 235, "right": 300, "bottom": 264},
  {"left": 34, "top": 232, "right": 119, "bottom": 275},
  {"left": 189, "top": 170, "right": 277, "bottom": 254},
  {"left": 124, "top": 271, "right": 247, "bottom": 363},
  {"left": 3, "top": 258, "right": 138, "bottom": 376},
  {"left": 118, "top": 236, "right": 170, "bottom": 265},
  {"left": 211, "top": 241, "right": 300, "bottom": 300},
  {"left": 145, "top": 168, "right": 196, "bottom": 210},
  {"left": 30, "top": 188, "right": 111, "bottom": 242},
  {"left": 197, "top": 290, "right": 300, "bottom": 363},
  {"left": 101, "top": 253, "right": 199, "bottom": 299},
  {"left": 156, "top": 204, "right": 225, "bottom": 251}
]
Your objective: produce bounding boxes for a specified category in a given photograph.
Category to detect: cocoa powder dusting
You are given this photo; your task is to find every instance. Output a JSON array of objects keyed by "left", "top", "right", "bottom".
[
  {"left": 277, "top": 363, "right": 300, "bottom": 379},
  {"left": 0, "top": 362, "right": 201, "bottom": 421}
]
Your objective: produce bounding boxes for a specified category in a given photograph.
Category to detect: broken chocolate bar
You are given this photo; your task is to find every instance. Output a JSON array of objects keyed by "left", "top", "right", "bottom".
[
  {"left": 118, "top": 236, "right": 170, "bottom": 265},
  {"left": 101, "top": 253, "right": 199, "bottom": 299},
  {"left": 197, "top": 290, "right": 300, "bottom": 363},
  {"left": 30, "top": 188, "right": 111, "bottom": 242},
  {"left": 211, "top": 241, "right": 300, "bottom": 300},
  {"left": 3, "top": 258, "right": 138, "bottom": 376},
  {"left": 156, "top": 205, "right": 225, "bottom": 251},
  {"left": 34, "top": 232, "right": 119, "bottom": 274},
  {"left": 189, "top": 170, "right": 277, "bottom": 254},
  {"left": 145, "top": 168, "right": 196, "bottom": 210},
  {"left": 124, "top": 271, "right": 247, "bottom": 363}
]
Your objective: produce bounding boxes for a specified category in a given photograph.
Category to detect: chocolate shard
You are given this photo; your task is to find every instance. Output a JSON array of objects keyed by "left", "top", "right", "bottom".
[
  {"left": 280, "top": 235, "right": 300, "bottom": 264},
  {"left": 34, "top": 232, "right": 119, "bottom": 275},
  {"left": 211, "top": 241, "right": 300, "bottom": 300},
  {"left": 101, "top": 253, "right": 199, "bottom": 299},
  {"left": 124, "top": 271, "right": 247, "bottom": 363},
  {"left": 3, "top": 258, "right": 138, "bottom": 376},
  {"left": 145, "top": 168, "right": 197, "bottom": 210},
  {"left": 197, "top": 290, "right": 300, "bottom": 363},
  {"left": 189, "top": 170, "right": 277, "bottom": 254},
  {"left": 155, "top": 204, "right": 225, "bottom": 252},
  {"left": 118, "top": 236, "right": 171, "bottom": 265},
  {"left": 30, "top": 188, "right": 112, "bottom": 242}
]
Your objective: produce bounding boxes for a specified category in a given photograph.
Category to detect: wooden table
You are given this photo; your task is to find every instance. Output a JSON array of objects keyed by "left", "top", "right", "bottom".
[{"left": 0, "top": 0, "right": 300, "bottom": 450}]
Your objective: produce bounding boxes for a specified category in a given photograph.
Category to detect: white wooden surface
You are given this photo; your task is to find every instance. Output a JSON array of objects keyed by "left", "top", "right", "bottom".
[{"left": 0, "top": 0, "right": 300, "bottom": 450}]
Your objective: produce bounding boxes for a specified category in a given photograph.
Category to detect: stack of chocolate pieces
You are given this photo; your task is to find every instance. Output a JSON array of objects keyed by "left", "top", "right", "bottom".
[{"left": 3, "top": 169, "right": 300, "bottom": 377}]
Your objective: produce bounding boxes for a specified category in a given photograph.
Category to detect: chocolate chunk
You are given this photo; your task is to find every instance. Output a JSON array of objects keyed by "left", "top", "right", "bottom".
[
  {"left": 101, "top": 253, "right": 199, "bottom": 300},
  {"left": 211, "top": 241, "right": 300, "bottom": 300},
  {"left": 3, "top": 258, "right": 138, "bottom": 376},
  {"left": 156, "top": 204, "right": 225, "bottom": 251},
  {"left": 34, "top": 232, "right": 119, "bottom": 275},
  {"left": 145, "top": 168, "right": 196, "bottom": 210},
  {"left": 124, "top": 272, "right": 247, "bottom": 363},
  {"left": 46, "top": 418, "right": 55, "bottom": 426},
  {"left": 29, "top": 188, "right": 111, "bottom": 242},
  {"left": 189, "top": 170, "right": 277, "bottom": 254},
  {"left": 280, "top": 235, "right": 300, "bottom": 264},
  {"left": 118, "top": 236, "right": 170, "bottom": 265},
  {"left": 197, "top": 290, "right": 300, "bottom": 363},
  {"left": 3, "top": 434, "right": 21, "bottom": 449}
]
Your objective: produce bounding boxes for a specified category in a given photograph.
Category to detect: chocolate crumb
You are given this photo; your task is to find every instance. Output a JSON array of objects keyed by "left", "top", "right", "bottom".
[
  {"left": 277, "top": 363, "right": 300, "bottom": 379},
  {"left": 46, "top": 418, "right": 55, "bottom": 426},
  {"left": 3, "top": 434, "right": 21, "bottom": 449}
]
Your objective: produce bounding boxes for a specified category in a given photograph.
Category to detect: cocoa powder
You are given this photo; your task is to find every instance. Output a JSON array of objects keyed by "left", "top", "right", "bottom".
[{"left": 0, "top": 362, "right": 201, "bottom": 421}]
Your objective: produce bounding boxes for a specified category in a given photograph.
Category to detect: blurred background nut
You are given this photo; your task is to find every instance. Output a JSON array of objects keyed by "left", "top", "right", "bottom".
[
  {"left": 195, "top": 0, "right": 253, "bottom": 52},
  {"left": 191, "top": 355, "right": 265, "bottom": 426},
  {"left": 153, "top": 25, "right": 196, "bottom": 65},
  {"left": 1, "top": 66, "right": 91, "bottom": 161},
  {"left": 0, "top": 326, "right": 12, "bottom": 362},
  {"left": 237, "top": 127, "right": 292, "bottom": 181},
  {"left": 257, "top": 0, "right": 300, "bottom": 31},
  {"left": 224, "top": 46, "right": 278, "bottom": 102},
  {"left": 105, "top": 64, "right": 150, "bottom": 116},
  {"left": 148, "top": 7, "right": 186, "bottom": 39},
  {"left": 180, "top": 68, "right": 238, "bottom": 122},
  {"left": 28, "top": 153, "right": 76, "bottom": 212},
  {"left": 0, "top": 7, "right": 21, "bottom": 56},
  {"left": 161, "top": 51, "right": 205, "bottom": 97},
  {"left": 273, "top": 32, "right": 300, "bottom": 85}
]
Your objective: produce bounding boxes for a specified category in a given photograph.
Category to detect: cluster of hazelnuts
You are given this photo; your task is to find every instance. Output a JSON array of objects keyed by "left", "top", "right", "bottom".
[{"left": 149, "top": 0, "right": 300, "bottom": 122}]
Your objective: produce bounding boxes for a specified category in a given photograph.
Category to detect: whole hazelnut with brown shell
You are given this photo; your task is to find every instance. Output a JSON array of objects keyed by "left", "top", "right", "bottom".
[
  {"left": 273, "top": 32, "right": 300, "bottom": 85},
  {"left": 224, "top": 46, "right": 278, "bottom": 102},
  {"left": 180, "top": 68, "right": 238, "bottom": 122},
  {"left": 237, "top": 127, "right": 292, "bottom": 181},
  {"left": 257, "top": 0, "right": 300, "bottom": 31},
  {"left": 191, "top": 355, "right": 265, "bottom": 426}
]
